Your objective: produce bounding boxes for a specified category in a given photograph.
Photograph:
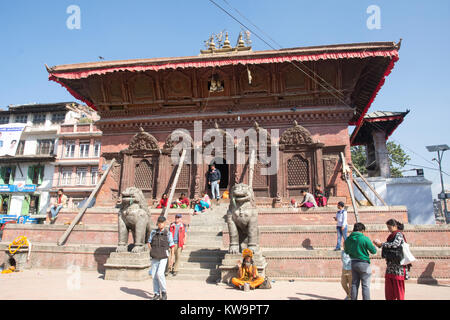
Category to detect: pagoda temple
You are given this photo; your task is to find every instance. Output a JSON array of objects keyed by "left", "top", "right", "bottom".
[{"left": 46, "top": 39, "right": 401, "bottom": 207}]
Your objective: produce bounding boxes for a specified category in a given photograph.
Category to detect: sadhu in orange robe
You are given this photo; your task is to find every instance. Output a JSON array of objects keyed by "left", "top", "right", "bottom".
[{"left": 231, "top": 264, "right": 265, "bottom": 289}]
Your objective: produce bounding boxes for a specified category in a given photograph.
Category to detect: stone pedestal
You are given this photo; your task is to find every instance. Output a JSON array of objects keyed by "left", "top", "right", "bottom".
[
  {"left": 218, "top": 250, "right": 267, "bottom": 285},
  {"left": 104, "top": 251, "right": 151, "bottom": 281},
  {"left": 3, "top": 247, "right": 30, "bottom": 271}
]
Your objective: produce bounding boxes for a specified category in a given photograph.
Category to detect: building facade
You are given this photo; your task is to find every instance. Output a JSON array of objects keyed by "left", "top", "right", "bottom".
[
  {"left": 47, "top": 40, "right": 401, "bottom": 207},
  {"left": 0, "top": 102, "right": 98, "bottom": 217},
  {"left": 52, "top": 121, "right": 102, "bottom": 209}
]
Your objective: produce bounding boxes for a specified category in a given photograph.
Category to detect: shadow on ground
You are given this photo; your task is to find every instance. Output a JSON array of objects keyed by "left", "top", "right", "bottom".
[
  {"left": 120, "top": 287, "right": 153, "bottom": 299},
  {"left": 292, "top": 292, "right": 340, "bottom": 300}
]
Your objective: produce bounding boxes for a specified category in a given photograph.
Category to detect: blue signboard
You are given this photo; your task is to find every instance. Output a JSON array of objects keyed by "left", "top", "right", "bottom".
[{"left": 0, "top": 184, "right": 37, "bottom": 193}]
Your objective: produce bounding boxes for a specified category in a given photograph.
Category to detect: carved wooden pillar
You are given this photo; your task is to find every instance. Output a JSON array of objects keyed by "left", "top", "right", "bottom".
[
  {"left": 315, "top": 146, "right": 324, "bottom": 188},
  {"left": 121, "top": 153, "right": 133, "bottom": 190},
  {"left": 276, "top": 150, "right": 285, "bottom": 200}
]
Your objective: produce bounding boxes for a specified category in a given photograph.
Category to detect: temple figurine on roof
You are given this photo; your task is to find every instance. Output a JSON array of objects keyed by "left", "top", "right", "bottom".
[{"left": 46, "top": 40, "right": 401, "bottom": 208}]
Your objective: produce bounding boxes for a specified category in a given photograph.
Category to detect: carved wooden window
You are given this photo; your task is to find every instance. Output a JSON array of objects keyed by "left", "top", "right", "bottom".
[
  {"left": 135, "top": 160, "right": 153, "bottom": 189},
  {"left": 176, "top": 164, "right": 190, "bottom": 189},
  {"left": 287, "top": 155, "right": 309, "bottom": 186},
  {"left": 253, "top": 162, "right": 268, "bottom": 188}
]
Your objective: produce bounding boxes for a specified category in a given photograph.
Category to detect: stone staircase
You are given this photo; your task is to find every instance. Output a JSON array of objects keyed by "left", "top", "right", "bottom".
[{"left": 172, "top": 201, "right": 228, "bottom": 283}]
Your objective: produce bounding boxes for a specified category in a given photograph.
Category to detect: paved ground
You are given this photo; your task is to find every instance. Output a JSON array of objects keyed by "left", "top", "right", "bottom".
[{"left": 0, "top": 269, "right": 449, "bottom": 300}]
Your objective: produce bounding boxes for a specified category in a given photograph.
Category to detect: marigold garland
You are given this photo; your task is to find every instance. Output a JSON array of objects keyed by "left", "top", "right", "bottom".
[{"left": 8, "top": 236, "right": 29, "bottom": 255}]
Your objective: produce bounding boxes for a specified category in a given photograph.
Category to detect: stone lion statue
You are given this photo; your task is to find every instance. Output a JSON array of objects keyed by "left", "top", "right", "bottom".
[
  {"left": 116, "top": 187, "right": 155, "bottom": 253},
  {"left": 226, "top": 183, "right": 259, "bottom": 254}
]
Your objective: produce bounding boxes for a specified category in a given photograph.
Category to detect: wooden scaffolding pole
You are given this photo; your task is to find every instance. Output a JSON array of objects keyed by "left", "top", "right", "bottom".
[
  {"left": 349, "top": 163, "right": 388, "bottom": 206},
  {"left": 353, "top": 179, "right": 375, "bottom": 206},
  {"left": 57, "top": 158, "right": 116, "bottom": 246},
  {"left": 248, "top": 149, "right": 256, "bottom": 188},
  {"left": 340, "top": 152, "right": 360, "bottom": 223},
  {"left": 162, "top": 148, "right": 187, "bottom": 219}
]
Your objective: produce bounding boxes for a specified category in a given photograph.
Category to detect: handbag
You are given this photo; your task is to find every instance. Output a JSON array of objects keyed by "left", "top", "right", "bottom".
[
  {"left": 400, "top": 242, "right": 416, "bottom": 265},
  {"left": 260, "top": 276, "right": 272, "bottom": 289},
  {"left": 381, "top": 246, "right": 403, "bottom": 264}
]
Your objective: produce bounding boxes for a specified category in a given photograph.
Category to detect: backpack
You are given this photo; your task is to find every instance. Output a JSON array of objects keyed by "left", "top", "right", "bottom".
[{"left": 259, "top": 276, "right": 272, "bottom": 289}]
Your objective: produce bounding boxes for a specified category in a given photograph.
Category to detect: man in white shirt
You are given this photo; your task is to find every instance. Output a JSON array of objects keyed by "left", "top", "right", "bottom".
[{"left": 333, "top": 201, "right": 348, "bottom": 251}]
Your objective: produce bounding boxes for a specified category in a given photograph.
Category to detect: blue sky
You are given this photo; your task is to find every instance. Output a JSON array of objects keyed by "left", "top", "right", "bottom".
[{"left": 0, "top": 0, "right": 449, "bottom": 197}]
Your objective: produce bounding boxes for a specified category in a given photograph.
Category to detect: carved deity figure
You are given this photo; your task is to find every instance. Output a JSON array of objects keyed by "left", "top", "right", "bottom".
[
  {"left": 116, "top": 187, "right": 155, "bottom": 253},
  {"left": 226, "top": 183, "right": 259, "bottom": 254}
]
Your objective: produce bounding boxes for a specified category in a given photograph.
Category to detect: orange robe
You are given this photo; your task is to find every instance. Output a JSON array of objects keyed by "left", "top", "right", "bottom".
[{"left": 231, "top": 265, "right": 264, "bottom": 289}]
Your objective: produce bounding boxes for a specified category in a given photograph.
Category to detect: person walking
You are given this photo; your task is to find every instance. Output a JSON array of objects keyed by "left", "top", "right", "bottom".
[
  {"left": 48, "top": 189, "right": 67, "bottom": 224},
  {"left": 340, "top": 250, "right": 352, "bottom": 300},
  {"left": 168, "top": 214, "right": 187, "bottom": 277},
  {"left": 333, "top": 201, "right": 348, "bottom": 251},
  {"left": 373, "top": 219, "right": 409, "bottom": 300},
  {"left": 344, "top": 222, "right": 377, "bottom": 300},
  {"left": 148, "top": 216, "right": 175, "bottom": 300},
  {"left": 208, "top": 164, "right": 221, "bottom": 202}
]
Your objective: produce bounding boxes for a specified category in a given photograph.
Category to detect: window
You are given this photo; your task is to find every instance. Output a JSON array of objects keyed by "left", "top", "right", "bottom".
[
  {"left": 64, "top": 140, "right": 75, "bottom": 158},
  {"left": 0, "top": 167, "right": 15, "bottom": 184},
  {"left": 32, "top": 113, "right": 46, "bottom": 125},
  {"left": 28, "top": 165, "right": 44, "bottom": 185},
  {"left": 94, "top": 141, "right": 101, "bottom": 157},
  {"left": 79, "top": 141, "right": 90, "bottom": 158},
  {"left": 76, "top": 167, "right": 87, "bottom": 185},
  {"left": 60, "top": 168, "right": 72, "bottom": 186},
  {"left": 15, "top": 141, "right": 25, "bottom": 156},
  {"left": 91, "top": 167, "right": 98, "bottom": 185},
  {"left": 51, "top": 112, "right": 66, "bottom": 124},
  {"left": 0, "top": 115, "right": 9, "bottom": 125},
  {"left": 36, "top": 139, "right": 54, "bottom": 155},
  {"left": 15, "top": 114, "right": 28, "bottom": 123}
]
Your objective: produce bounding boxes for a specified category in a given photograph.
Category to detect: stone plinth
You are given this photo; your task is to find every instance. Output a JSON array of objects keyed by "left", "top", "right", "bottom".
[
  {"left": 104, "top": 251, "right": 151, "bottom": 281},
  {"left": 3, "top": 246, "right": 30, "bottom": 271},
  {"left": 218, "top": 251, "right": 267, "bottom": 285}
]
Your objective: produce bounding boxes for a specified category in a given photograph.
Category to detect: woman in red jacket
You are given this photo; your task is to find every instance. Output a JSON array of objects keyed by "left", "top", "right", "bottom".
[{"left": 156, "top": 193, "right": 168, "bottom": 209}]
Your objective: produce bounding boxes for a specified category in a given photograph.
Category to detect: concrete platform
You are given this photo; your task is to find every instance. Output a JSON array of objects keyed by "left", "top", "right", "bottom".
[{"left": 0, "top": 269, "right": 449, "bottom": 300}]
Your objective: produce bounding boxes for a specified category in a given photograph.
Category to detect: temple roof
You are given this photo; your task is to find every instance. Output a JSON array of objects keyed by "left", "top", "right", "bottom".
[
  {"left": 47, "top": 41, "right": 401, "bottom": 125},
  {"left": 350, "top": 110, "right": 410, "bottom": 146}
]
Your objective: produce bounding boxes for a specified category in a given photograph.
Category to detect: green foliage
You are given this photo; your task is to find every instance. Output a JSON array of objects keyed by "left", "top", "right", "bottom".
[
  {"left": 350, "top": 146, "right": 367, "bottom": 175},
  {"left": 387, "top": 141, "right": 411, "bottom": 177},
  {"left": 350, "top": 141, "right": 410, "bottom": 177}
]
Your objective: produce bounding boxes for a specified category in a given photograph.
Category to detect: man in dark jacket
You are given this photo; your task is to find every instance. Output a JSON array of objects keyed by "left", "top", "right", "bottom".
[
  {"left": 148, "top": 216, "right": 175, "bottom": 300},
  {"left": 344, "top": 222, "right": 377, "bottom": 300},
  {"left": 208, "top": 164, "right": 221, "bottom": 202}
]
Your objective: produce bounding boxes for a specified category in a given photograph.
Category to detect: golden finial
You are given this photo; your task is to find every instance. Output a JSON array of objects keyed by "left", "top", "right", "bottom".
[
  {"left": 237, "top": 32, "right": 245, "bottom": 48},
  {"left": 223, "top": 32, "right": 231, "bottom": 49},
  {"left": 208, "top": 35, "right": 216, "bottom": 50}
]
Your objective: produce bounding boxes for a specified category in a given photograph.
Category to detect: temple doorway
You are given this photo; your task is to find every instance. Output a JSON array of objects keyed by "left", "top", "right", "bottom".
[{"left": 209, "top": 158, "right": 229, "bottom": 190}]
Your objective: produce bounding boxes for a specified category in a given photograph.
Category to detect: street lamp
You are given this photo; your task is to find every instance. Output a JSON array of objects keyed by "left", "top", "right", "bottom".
[{"left": 426, "top": 144, "right": 449, "bottom": 223}]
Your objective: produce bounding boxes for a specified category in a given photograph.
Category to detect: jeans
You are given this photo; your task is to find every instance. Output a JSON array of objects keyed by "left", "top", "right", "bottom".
[
  {"left": 336, "top": 225, "right": 348, "bottom": 249},
  {"left": 351, "top": 260, "right": 372, "bottom": 300},
  {"left": 50, "top": 205, "right": 63, "bottom": 218},
  {"left": 151, "top": 258, "right": 168, "bottom": 295},
  {"left": 211, "top": 180, "right": 220, "bottom": 200}
]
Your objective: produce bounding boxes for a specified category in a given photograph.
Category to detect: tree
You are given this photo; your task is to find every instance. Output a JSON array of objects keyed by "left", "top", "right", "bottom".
[{"left": 350, "top": 141, "right": 411, "bottom": 177}]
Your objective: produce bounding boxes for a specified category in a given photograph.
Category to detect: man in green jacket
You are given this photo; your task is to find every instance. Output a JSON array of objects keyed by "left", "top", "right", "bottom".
[{"left": 344, "top": 222, "right": 377, "bottom": 300}]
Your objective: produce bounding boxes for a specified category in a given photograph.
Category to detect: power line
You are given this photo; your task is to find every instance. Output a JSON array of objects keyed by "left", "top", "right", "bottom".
[
  {"left": 208, "top": 0, "right": 348, "bottom": 107},
  {"left": 208, "top": 0, "right": 447, "bottom": 179}
]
